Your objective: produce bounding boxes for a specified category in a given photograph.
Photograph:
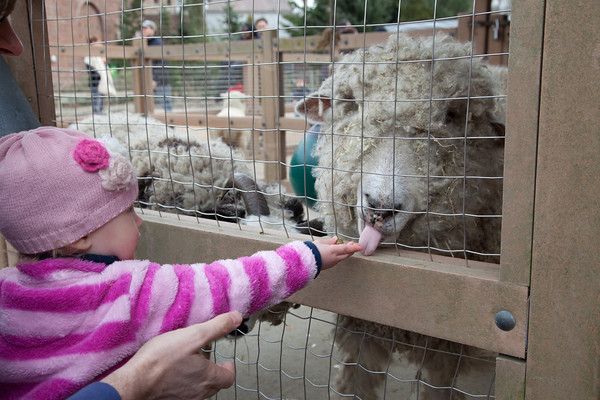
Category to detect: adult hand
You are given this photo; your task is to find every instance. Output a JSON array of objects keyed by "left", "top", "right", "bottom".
[{"left": 102, "top": 311, "right": 243, "bottom": 400}]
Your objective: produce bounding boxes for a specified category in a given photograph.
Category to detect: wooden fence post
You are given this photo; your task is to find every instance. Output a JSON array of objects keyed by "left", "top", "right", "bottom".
[
  {"left": 131, "top": 38, "right": 154, "bottom": 115},
  {"left": 458, "top": 0, "right": 491, "bottom": 55},
  {"left": 258, "top": 30, "right": 286, "bottom": 182}
]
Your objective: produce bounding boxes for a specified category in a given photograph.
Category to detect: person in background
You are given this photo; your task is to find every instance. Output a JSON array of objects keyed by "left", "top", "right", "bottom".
[
  {"left": 141, "top": 19, "right": 173, "bottom": 111},
  {"left": 216, "top": 22, "right": 257, "bottom": 96},
  {"left": 0, "top": 0, "right": 41, "bottom": 136},
  {"left": 0, "top": 0, "right": 21, "bottom": 57},
  {"left": 255, "top": 17, "right": 269, "bottom": 32},
  {"left": 84, "top": 36, "right": 118, "bottom": 115},
  {"left": 84, "top": 37, "right": 103, "bottom": 114},
  {"left": 0, "top": 126, "right": 361, "bottom": 399},
  {"left": 237, "top": 22, "right": 257, "bottom": 41},
  {"left": 336, "top": 19, "right": 359, "bottom": 34},
  {"left": 316, "top": 19, "right": 359, "bottom": 82},
  {"left": 0, "top": 2, "right": 239, "bottom": 398}
]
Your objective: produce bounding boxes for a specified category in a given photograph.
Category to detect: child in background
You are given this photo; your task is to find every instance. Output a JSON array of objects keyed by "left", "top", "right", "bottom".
[
  {"left": 0, "top": 127, "right": 362, "bottom": 400},
  {"left": 84, "top": 36, "right": 118, "bottom": 115}
]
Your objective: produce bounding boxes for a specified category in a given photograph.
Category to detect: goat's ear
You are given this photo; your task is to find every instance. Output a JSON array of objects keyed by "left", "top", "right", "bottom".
[{"left": 295, "top": 94, "right": 331, "bottom": 124}]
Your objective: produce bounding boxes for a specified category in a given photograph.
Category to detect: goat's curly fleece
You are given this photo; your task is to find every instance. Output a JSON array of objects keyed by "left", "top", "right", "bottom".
[
  {"left": 294, "top": 32, "right": 504, "bottom": 399},
  {"left": 0, "top": 241, "right": 319, "bottom": 400},
  {"left": 69, "top": 113, "right": 299, "bottom": 228},
  {"left": 302, "top": 33, "right": 506, "bottom": 261},
  {"left": 69, "top": 113, "right": 253, "bottom": 214}
]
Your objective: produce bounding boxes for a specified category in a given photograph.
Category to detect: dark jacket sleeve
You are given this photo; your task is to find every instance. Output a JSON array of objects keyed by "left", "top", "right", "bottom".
[{"left": 66, "top": 382, "right": 121, "bottom": 400}]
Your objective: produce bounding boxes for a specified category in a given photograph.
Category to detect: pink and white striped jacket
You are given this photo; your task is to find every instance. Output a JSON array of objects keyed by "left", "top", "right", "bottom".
[{"left": 0, "top": 241, "right": 321, "bottom": 400}]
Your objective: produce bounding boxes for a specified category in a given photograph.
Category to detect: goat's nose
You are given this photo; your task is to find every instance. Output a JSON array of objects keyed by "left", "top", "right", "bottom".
[
  {"left": 368, "top": 212, "right": 380, "bottom": 226},
  {"left": 227, "top": 318, "right": 250, "bottom": 337},
  {"left": 368, "top": 209, "right": 395, "bottom": 223}
]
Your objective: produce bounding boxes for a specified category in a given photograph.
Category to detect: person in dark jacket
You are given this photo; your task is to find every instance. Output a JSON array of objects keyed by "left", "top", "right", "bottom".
[
  {"left": 215, "top": 23, "right": 257, "bottom": 98},
  {"left": 141, "top": 20, "right": 173, "bottom": 111}
]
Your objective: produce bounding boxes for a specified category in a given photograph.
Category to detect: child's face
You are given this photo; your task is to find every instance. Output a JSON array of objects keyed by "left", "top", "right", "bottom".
[
  {"left": 86, "top": 206, "right": 143, "bottom": 260},
  {"left": 141, "top": 26, "right": 155, "bottom": 37}
]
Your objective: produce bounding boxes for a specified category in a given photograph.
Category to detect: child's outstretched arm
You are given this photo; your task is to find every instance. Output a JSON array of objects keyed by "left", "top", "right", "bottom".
[{"left": 313, "top": 236, "right": 362, "bottom": 270}]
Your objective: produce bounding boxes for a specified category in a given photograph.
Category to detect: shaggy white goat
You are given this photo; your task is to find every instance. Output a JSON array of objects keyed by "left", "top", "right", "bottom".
[
  {"left": 210, "top": 91, "right": 253, "bottom": 151},
  {"left": 69, "top": 112, "right": 304, "bottom": 228},
  {"left": 296, "top": 33, "right": 505, "bottom": 399}
]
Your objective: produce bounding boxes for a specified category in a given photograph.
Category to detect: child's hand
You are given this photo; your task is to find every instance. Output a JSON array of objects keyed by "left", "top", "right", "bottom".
[{"left": 313, "top": 236, "right": 362, "bottom": 270}]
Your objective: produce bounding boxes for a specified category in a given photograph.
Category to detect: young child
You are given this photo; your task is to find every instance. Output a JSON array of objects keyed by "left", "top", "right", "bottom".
[{"left": 0, "top": 126, "right": 362, "bottom": 400}]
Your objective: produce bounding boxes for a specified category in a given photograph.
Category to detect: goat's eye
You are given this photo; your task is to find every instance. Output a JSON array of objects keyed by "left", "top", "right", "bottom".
[
  {"left": 445, "top": 110, "right": 457, "bottom": 123},
  {"left": 336, "top": 89, "right": 358, "bottom": 115},
  {"left": 341, "top": 99, "right": 358, "bottom": 115}
]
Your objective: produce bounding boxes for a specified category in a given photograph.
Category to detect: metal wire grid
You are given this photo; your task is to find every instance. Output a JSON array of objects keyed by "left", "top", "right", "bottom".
[
  {"left": 211, "top": 306, "right": 496, "bottom": 399},
  {"left": 40, "top": 0, "right": 509, "bottom": 258},
  {"left": 32, "top": 1, "right": 509, "bottom": 398}
]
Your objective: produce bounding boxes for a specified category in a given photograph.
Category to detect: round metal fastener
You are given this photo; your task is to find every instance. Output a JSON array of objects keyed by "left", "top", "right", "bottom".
[{"left": 494, "top": 310, "right": 516, "bottom": 331}]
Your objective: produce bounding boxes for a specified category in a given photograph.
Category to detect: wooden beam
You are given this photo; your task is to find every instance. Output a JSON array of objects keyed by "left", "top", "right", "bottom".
[
  {"left": 258, "top": 30, "right": 286, "bottom": 182},
  {"left": 500, "top": 0, "right": 544, "bottom": 285},
  {"left": 525, "top": 0, "right": 600, "bottom": 398},
  {"left": 5, "top": 0, "right": 56, "bottom": 126},
  {"left": 136, "top": 210, "right": 528, "bottom": 358},
  {"left": 496, "top": 355, "right": 526, "bottom": 399}
]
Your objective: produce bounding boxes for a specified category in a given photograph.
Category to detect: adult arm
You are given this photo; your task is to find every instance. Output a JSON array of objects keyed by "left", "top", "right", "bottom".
[{"left": 68, "top": 312, "right": 242, "bottom": 400}]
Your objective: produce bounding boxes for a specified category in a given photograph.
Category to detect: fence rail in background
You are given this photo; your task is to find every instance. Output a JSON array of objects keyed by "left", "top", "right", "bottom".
[{"left": 48, "top": 13, "right": 508, "bottom": 182}]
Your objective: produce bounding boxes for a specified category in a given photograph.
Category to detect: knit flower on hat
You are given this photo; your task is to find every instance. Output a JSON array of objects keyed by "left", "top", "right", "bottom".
[
  {"left": 73, "top": 137, "right": 135, "bottom": 191},
  {"left": 73, "top": 139, "right": 110, "bottom": 172}
]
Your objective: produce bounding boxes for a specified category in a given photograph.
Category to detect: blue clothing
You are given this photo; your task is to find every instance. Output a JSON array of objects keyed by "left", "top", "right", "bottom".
[
  {"left": 154, "top": 83, "right": 173, "bottom": 111},
  {"left": 66, "top": 382, "right": 121, "bottom": 400},
  {"left": 0, "top": 58, "right": 41, "bottom": 136},
  {"left": 86, "top": 66, "right": 104, "bottom": 114},
  {"left": 146, "top": 37, "right": 170, "bottom": 86},
  {"left": 292, "top": 86, "right": 312, "bottom": 103},
  {"left": 147, "top": 37, "right": 173, "bottom": 110}
]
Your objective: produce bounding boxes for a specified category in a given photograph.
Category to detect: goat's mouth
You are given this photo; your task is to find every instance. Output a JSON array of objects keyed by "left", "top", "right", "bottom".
[
  {"left": 358, "top": 211, "right": 388, "bottom": 256},
  {"left": 358, "top": 210, "right": 412, "bottom": 256}
]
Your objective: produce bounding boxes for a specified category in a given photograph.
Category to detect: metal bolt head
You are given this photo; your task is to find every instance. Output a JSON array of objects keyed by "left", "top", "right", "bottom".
[{"left": 494, "top": 310, "right": 516, "bottom": 331}]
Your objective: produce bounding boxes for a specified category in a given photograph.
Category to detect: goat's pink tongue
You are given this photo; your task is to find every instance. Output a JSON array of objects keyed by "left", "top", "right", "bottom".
[{"left": 359, "top": 225, "right": 382, "bottom": 256}]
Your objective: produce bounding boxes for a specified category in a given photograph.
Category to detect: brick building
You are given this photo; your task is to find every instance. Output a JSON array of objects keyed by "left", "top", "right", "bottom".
[{"left": 47, "top": 0, "right": 123, "bottom": 89}]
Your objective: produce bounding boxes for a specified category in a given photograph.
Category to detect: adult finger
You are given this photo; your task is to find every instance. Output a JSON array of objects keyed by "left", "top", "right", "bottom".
[{"left": 179, "top": 312, "right": 243, "bottom": 354}]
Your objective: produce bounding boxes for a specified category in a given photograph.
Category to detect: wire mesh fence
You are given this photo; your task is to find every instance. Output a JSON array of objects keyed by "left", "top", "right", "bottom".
[
  {"left": 211, "top": 305, "right": 497, "bottom": 399},
  {"left": 26, "top": 0, "right": 513, "bottom": 398}
]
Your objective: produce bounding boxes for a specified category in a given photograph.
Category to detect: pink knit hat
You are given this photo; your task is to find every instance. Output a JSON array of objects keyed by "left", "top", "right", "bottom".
[{"left": 0, "top": 127, "right": 138, "bottom": 254}]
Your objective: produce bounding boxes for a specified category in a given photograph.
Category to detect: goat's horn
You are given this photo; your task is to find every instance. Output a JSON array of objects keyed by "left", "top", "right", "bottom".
[{"left": 225, "top": 173, "right": 270, "bottom": 216}]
